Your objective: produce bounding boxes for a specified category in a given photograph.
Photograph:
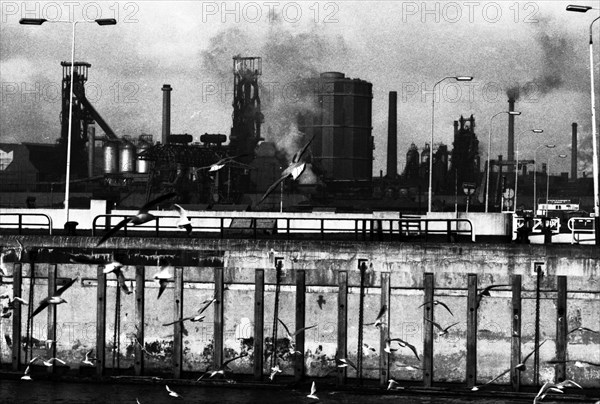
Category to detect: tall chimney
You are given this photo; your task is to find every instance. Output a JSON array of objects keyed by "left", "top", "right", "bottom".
[
  {"left": 386, "top": 91, "right": 397, "bottom": 178},
  {"left": 507, "top": 98, "right": 515, "bottom": 173},
  {"left": 571, "top": 122, "right": 578, "bottom": 180},
  {"left": 161, "top": 84, "right": 172, "bottom": 144}
]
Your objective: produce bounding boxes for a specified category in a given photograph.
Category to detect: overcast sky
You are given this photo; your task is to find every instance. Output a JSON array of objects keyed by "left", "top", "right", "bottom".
[{"left": 1, "top": 1, "right": 599, "bottom": 176}]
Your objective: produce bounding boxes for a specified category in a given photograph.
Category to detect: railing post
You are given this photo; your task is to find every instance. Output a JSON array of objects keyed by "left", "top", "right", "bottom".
[
  {"left": 134, "top": 265, "right": 145, "bottom": 376},
  {"left": 213, "top": 266, "right": 224, "bottom": 371},
  {"left": 511, "top": 274, "right": 522, "bottom": 391},
  {"left": 18, "top": 214, "right": 23, "bottom": 235},
  {"left": 254, "top": 269, "right": 265, "bottom": 380},
  {"left": 379, "top": 272, "right": 391, "bottom": 387},
  {"left": 555, "top": 276, "right": 567, "bottom": 383},
  {"left": 96, "top": 265, "right": 107, "bottom": 378},
  {"left": 466, "top": 274, "right": 478, "bottom": 388},
  {"left": 173, "top": 265, "right": 184, "bottom": 379},
  {"left": 47, "top": 264, "right": 58, "bottom": 375},
  {"left": 337, "top": 270, "right": 348, "bottom": 385},
  {"left": 294, "top": 269, "right": 306, "bottom": 381},
  {"left": 423, "top": 272, "right": 434, "bottom": 387},
  {"left": 12, "top": 263, "right": 22, "bottom": 371},
  {"left": 447, "top": 220, "right": 452, "bottom": 242}
]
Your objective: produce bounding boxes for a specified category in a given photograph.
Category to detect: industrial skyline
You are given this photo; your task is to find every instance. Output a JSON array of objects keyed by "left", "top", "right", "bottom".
[{"left": 1, "top": 1, "right": 599, "bottom": 177}]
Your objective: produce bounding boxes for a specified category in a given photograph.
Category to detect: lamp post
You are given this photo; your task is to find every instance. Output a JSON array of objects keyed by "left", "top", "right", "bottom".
[
  {"left": 567, "top": 5, "right": 599, "bottom": 243},
  {"left": 20, "top": 18, "right": 116, "bottom": 225},
  {"left": 427, "top": 75, "right": 474, "bottom": 214},
  {"left": 485, "top": 110, "right": 522, "bottom": 212},
  {"left": 533, "top": 144, "right": 556, "bottom": 215},
  {"left": 514, "top": 129, "right": 544, "bottom": 212},
  {"left": 545, "top": 154, "right": 568, "bottom": 215}
]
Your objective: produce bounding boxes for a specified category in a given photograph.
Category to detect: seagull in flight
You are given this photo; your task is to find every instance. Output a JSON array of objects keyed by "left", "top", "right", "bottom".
[
  {"left": 42, "top": 357, "right": 66, "bottom": 367},
  {"left": 269, "top": 365, "right": 282, "bottom": 380},
  {"left": 418, "top": 299, "right": 454, "bottom": 316},
  {"left": 476, "top": 284, "right": 510, "bottom": 309},
  {"left": 197, "top": 353, "right": 248, "bottom": 380},
  {"left": 196, "top": 154, "right": 249, "bottom": 173},
  {"left": 258, "top": 135, "right": 314, "bottom": 205},
  {"left": 337, "top": 358, "right": 357, "bottom": 370},
  {"left": 424, "top": 318, "right": 459, "bottom": 336},
  {"left": 21, "top": 357, "right": 39, "bottom": 381},
  {"left": 30, "top": 277, "right": 77, "bottom": 319},
  {"left": 306, "top": 381, "right": 319, "bottom": 400},
  {"left": 533, "top": 382, "right": 564, "bottom": 403},
  {"left": 154, "top": 267, "right": 172, "bottom": 300},
  {"left": 366, "top": 305, "right": 387, "bottom": 328},
  {"left": 68, "top": 254, "right": 131, "bottom": 295},
  {"left": 165, "top": 385, "right": 182, "bottom": 399},
  {"left": 567, "top": 326, "right": 599, "bottom": 335},
  {"left": 173, "top": 204, "right": 192, "bottom": 236},
  {"left": 162, "top": 299, "right": 215, "bottom": 326},
  {"left": 82, "top": 349, "right": 98, "bottom": 366},
  {"left": 388, "top": 338, "right": 420, "bottom": 361},
  {"left": 277, "top": 318, "right": 317, "bottom": 355},
  {"left": 96, "top": 192, "right": 177, "bottom": 246}
]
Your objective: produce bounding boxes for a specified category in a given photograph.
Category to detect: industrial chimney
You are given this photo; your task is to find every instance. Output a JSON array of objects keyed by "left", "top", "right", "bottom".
[
  {"left": 161, "top": 84, "right": 172, "bottom": 144},
  {"left": 572, "top": 122, "right": 578, "bottom": 180},
  {"left": 386, "top": 91, "right": 397, "bottom": 178},
  {"left": 507, "top": 98, "right": 515, "bottom": 173}
]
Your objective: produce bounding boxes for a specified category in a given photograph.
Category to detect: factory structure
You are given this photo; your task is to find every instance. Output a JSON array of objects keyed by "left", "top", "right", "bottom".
[{"left": 0, "top": 56, "right": 594, "bottom": 213}]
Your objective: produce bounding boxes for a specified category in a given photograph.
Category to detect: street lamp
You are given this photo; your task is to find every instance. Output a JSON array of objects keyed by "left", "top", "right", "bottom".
[
  {"left": 514, "top": 129, "right": 544, "bottom": 212},
  {"left": 428, "top": 75, "right": 474, "bottom": 213},
  {"left": 567, "top": 5, "right": 599, "bottom": 241},
  {"left": 545, "top": 154, "right": 568, "bottom": 215},
  {"left": 20, "top": 18, "right": 116, "bottom": 225},
  {"left": 485, "top": 110, "right": 522, "bottom": 212},
  {"left": 533, "top": 144, "right": 556, "bottom": 215}
]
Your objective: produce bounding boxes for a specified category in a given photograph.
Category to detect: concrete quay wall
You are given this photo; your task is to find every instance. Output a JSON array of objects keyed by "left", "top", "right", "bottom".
[{"left": 0, "top": 235, "right": 598, "bottom": 387}]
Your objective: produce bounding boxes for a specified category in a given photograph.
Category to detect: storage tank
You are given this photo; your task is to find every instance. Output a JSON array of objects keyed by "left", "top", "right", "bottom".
[
  {"left": 301, "top": 72, "right": 373, "bottom": 186},
  {"left": 103, "top": 141, "right": 119, "bottom": 174},
  {"left": 119, "top": 139, "right": 136, "bottom": 173},
  {"left": 136, "top": 138, "right": 151, "bottom": 174}
]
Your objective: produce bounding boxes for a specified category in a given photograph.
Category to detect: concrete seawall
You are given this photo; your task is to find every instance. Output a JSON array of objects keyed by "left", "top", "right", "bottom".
[{"left": 0, "top": 235, "right": 598, "bottom": 388}]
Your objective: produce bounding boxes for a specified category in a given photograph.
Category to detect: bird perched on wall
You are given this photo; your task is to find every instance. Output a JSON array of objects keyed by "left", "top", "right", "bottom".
[
  {"left": 96, "top": 192, "right": 177, "bottom": 246},
  {"left": 418, "top": 299, "right": 454, "bottom": 316},
  {"left": 30, "top": 277, "right": 78, "bottom": 319},
  {"left": 172, "top": 204, "right": 192, "bottom": 236},
  {"left": 258, "top": 135, "right": 315, "bottom": 205}
]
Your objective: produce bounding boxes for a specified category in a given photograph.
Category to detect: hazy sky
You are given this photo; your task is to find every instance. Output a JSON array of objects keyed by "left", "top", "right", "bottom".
[{"left": 1, "top": 1, "right": 599, "bottom": 176}]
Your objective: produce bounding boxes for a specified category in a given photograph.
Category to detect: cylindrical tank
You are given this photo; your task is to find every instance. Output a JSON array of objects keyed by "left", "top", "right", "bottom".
[
  {"left": 119, "top": 140, "right": 136, "bottom": 173},
  {"left": 302, "top": 72, "right": 373, "bottom": 183},
  {"left": 103, "top": 141, "right": 119, "bottom": 174},
  {"left": 136, "top": 140, "right": 150, "bottom": 174}
]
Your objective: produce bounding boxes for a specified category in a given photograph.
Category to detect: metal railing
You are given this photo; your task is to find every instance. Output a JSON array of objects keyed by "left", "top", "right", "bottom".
[
  {"left": 568, "top": 217, "right": 596, "bottom": 244},
  {"left": 91, "top": 214, "right": 475, "bottom": 243},
  {"left": 0, "top": 213, "right": 53, "bottom": 235}
]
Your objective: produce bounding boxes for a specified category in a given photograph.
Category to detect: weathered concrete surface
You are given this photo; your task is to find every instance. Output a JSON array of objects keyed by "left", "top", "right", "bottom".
[{"left": 0, "top": 235, "right": 598, "bottom": 388}]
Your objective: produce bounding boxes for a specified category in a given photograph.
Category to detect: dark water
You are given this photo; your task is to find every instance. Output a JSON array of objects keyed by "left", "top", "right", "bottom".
[{"left": 0, "top": 379, "right": 589, "bottom": 404}]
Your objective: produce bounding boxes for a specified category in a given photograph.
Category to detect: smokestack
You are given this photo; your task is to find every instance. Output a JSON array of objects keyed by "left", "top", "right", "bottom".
[
  {"left": 507, "top": 98, "right": 515, "bottom": 172},
  {"left": 571, "top": 122, "right": 578, "bottom": 180},
  {"left": 161, "top": 84, "right": 172, "bottom": 144},
  {"left": 386, "top": 91, "right": 397, "bottom": 178}
]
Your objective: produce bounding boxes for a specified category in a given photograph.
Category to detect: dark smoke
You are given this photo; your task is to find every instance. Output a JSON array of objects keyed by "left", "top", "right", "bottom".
[{"left": 505, "top": 16, "right": 580, "bottom": 101}]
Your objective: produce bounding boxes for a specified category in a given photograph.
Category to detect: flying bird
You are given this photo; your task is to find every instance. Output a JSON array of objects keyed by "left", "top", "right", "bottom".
[
  {"left": 317, "top": 295, "right": 326, "bottom": 309},
  {"left": 42, "top": 357, "right": 66, "bottom": 367},
  {"left": 30, "top": 277, "right": 77, "bottom": 319},
  {"left": 68, "top": 253, "right": 131, "bottom": 294},
  {"left": 383, "top": 339, "right": 398, "bottom": 354},
  {"left": 173, "top": 204, "right": 192, "bottom": 235},
  {"left": 269, "top": 365, "right": 282, "bottom": 381},
  {"left": 96, "top": 192, "right": 177, "bottom": 246},
  {"left": 568, "top": 326, "right": 599, "bottom": 335},
  {"left": 165, "top": 385, "right": 182, "bottom": 399},
  {"left": 196, "top": 154, "right": 249, "bottom": 173},
  {"left": 418, "top": 299, "right": 454, "bottom": 316},
  {"left": 388, "top": 338, "right": 420, "bottom": 361},
  {"left": 366, "top": 305, "right": 387, "bottom": 327},
  {"left": 278, "top": 318, "right": 316, "bottom": 355},
  {"left": 546, "top": 358, "right": 600, "bottom": 367},
  {"left": 258, "top": 135, "right": 315, "bottom": 205},
  {"left": 154, "top": 267, "right": 172, "bottom": 300},
  {"left": 197, "top": 353, "right": 248, "bottom": 380},
  {"left": 337, "top": 358, "right": 357, "bottom": 370},
  {"left": 387, "top": 379, "right": 403, "bottom": 390},
  {"left": 533, "top": 382, "right": 564, "bottom": 403},
  {"left": 306, "top": 381, "right": 319, "bottom": 400},
  {"left": 164, "top": 298, "right": 216, "bottom": 325},
  {"left": 424, "top": 318, "right": 459, "bottom": 336},
  {"left": 82, "top": 349, "right": 98, "bottom": 366},
  {"left": 476, "top": 284, "right": 510, "bottom": 309},
  {"left": 20, "top": 356, "right": 39, "bottom": 381}
]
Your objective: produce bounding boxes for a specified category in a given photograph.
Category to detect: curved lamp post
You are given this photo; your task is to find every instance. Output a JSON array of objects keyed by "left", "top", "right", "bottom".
[
  {"left": 485, "top": 110, "right": 522, "bottom": 212},
  {"left": 533, "top": 144, "right": 556, "bottom": 215},
  {"left": 514, "top": 129, "right": 544, "bottom": 211},
  {"left": 20, "top": 18, "right": 117, "bottom": 224},
  {"left": 428, "top": 75, "right": 474, "bottom": 213}
]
